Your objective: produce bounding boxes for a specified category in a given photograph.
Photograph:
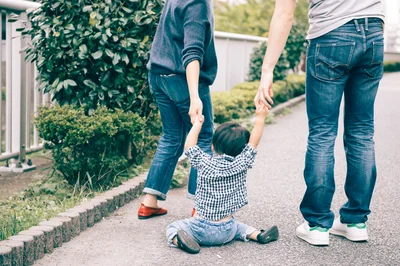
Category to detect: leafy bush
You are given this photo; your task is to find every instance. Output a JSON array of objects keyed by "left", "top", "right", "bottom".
[
  {"left": 384, "top": 61, "right": 400, "bottom": 72},
  {"left": 23, "top": 0, "right": 162, "bottom": 118},
  {"left": 20, "top": 0, "right": 163, "bottom": 186},
  {"left": 213, "top": 74, "right": 305, "bottom": 124},
  {"left": 285, "top": 26, "right": 308, "bottom": 71},
  {"left": 35, "top": 105, "right": 145, "bottom": 188},
  {"left": 248, "top": 42, "right": 290, "bottom": 82},
  {"left": 248, "top": 26, "right": 307, "bottom": 82}
]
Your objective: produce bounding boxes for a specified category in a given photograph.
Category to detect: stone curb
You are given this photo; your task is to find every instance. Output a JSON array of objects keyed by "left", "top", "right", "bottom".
[
  {"left": 247, "top": 94, "right": 305, "bottom": 126},
  {"left": 0, "top": 246, "right": 12, "bottom": 266},
  {"left": 0, "top": 173, "right": 147, "bottom": 266},
  {"left": 6, "top": 235, "right": 34, "bottom": 266},
  {"left": 270, "top": 94, "right": 305, "bottom": 116},
  {"left": 0, "top": 240, "right": 24, "bottom": 266}
]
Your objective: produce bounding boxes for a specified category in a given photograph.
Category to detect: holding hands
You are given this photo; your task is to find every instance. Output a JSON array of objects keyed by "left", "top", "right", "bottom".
[
  {"left": 193, "top": 114, "right": 204, "bottom": 128},
  {"left": 255, "top": 102, "right": 269, "bottom": 120},
  {"left": 254, "top": 71, "right": 274, "bottom": 109},
  {"left": 189, "top": 97, "right": 204, "bottom": 125}
]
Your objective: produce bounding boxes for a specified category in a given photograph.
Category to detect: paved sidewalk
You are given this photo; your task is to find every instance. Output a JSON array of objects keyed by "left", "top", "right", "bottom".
[{"left": 35, "top": 73, "right": 400, "bottom": 266}]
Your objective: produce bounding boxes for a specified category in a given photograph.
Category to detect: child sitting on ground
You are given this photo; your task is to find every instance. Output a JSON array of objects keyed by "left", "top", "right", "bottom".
[{"left": 166, "top": 103, "right": 279, "bottom": 254}]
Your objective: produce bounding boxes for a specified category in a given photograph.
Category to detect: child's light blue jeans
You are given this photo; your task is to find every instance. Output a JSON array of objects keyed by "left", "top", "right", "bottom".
[{"left": 166, "top": 216, "right": 257, "bottom": 247}]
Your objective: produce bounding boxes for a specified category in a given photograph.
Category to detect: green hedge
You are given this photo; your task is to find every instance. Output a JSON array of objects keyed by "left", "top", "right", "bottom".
[
  {"left": 384, "top": 61, "right": 400, "bottom": 72},
  {"left": 36, "top": 105, "right": 145, "bottom": 188},
  {"left": 212, "top": 74, "right": 305, "bottom": 124}
]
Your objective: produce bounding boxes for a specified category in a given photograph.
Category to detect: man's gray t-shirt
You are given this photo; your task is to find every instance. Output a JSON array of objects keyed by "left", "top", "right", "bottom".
[{"left": 307, "top": 0, "right": 385, "bottom": 40}]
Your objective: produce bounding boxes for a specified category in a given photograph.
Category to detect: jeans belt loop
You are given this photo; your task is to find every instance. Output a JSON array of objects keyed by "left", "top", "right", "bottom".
[
  {"left": 354, "top": 19, "right": 361, "bottom": 32},
  {"left": 365, "top": 17, "right": 369, "bottom": 31}
]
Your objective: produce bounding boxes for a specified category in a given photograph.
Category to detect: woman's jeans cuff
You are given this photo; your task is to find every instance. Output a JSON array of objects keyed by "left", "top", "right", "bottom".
[
  {"left": 186, "top": 192, "right": 195, "bottom": 200},
  {"left": 143, "top": 187, "right": 167, "bottom": 201}
]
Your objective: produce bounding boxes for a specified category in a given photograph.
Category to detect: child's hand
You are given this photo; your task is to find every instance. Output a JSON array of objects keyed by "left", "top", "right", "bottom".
[
  {"left": 193, "top": 114, "right": 204, "bottom": 128},
  {"left": 255, "top": 103, "right": 269, "bottom": 119}
]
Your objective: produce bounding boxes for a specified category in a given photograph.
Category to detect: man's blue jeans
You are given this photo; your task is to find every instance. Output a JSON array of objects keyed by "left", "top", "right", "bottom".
[
  {"left": 143, "top": 72, "right": 213, "bottom": 200},
  {"left": 300, "top": 18, "right": 384, "bottom": 228}
]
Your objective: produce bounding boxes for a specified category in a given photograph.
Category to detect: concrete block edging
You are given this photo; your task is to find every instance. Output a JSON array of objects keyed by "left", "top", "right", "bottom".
[{"left": 0, "top": 173, "right": 147, "bottom": 266}]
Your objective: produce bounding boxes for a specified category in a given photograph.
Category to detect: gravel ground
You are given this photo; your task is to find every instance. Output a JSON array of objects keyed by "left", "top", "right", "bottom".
[{"left": 35, "top": 73, "right": 400, "bottom": 266}]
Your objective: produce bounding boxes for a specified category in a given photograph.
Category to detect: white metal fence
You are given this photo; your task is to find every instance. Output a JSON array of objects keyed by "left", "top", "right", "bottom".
[
  {"left": 211, "top": 31, "right": 267, "bottom": 91},
  {"left": 0, "top": 0, "right": 47, "bottom": 172}
]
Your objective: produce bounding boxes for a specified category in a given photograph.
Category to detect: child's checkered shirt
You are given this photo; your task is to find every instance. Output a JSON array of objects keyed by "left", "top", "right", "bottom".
[{"left": 185, "top": 144, "right": 257, "bottom": 221}]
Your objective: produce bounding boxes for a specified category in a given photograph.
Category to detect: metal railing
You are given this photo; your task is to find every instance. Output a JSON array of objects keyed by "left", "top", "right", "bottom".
[{"left": 0, "top": 0, "right": 46, "bottom": 172}]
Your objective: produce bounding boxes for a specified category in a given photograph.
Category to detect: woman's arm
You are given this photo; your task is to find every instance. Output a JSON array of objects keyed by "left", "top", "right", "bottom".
[
  {"left": 181, "top": 0, "right": 211, "bottom": 124},
  {"left": 186, "top": 60, "right": 203, "bottom": 124}
]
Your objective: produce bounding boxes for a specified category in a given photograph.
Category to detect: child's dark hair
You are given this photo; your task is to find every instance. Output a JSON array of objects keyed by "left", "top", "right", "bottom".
[{"left": 212, "top": 122, "right": 250, "bottom": 157}]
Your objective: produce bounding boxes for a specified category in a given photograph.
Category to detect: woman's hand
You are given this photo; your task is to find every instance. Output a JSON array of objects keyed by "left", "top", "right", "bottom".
[{"left": 189, "top": 97, "right": 203, "bottom": 125}]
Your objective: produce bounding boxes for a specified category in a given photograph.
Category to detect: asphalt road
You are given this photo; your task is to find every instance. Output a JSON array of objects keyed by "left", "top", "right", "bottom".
[{"left": 35, "top": 73, "right": 400, "bottom": 266}]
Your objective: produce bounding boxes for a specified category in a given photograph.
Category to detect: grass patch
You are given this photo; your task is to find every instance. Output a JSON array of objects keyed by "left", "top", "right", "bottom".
[
  {"left": 0, "top": 171, "right": 90, "bottom": 241},
  {"left": 0, "top": 161, "right": 149, "bottom": 241},
  {"left": 170, "top": 163, "right": 190, "bottom": 189}
]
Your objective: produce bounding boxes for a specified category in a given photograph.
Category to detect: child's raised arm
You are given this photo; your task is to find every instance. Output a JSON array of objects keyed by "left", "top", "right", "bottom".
[
  {"left": 184, "top": 114, "right": 204, "bottom": 150},
  {"left": 248, "top": 104, "right": 269, "bottom": 149}
]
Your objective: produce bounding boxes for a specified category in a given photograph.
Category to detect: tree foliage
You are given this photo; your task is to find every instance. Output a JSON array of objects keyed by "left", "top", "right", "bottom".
[
  {"left": 219, "top": 0, "right": 310, "bottom": 81},
  {"left": 215, "top": 0, "right": 309, "bottom": 37},
  {"left": 23, "top": 0, "right": 163, "bottom": 118}
]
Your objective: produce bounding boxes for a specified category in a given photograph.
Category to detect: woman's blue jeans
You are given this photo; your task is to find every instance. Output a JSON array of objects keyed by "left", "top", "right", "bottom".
[
  {"left": 300, "top": 18, "right": 384, "bottom": 228},
  {"left": 143, "top": 72, "right": 214, "bottom": 200}
]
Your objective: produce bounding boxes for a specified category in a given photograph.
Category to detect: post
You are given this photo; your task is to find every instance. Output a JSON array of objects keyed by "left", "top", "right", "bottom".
[
  {"left": 16, "top": 12, "right": 35, "bottom": 172},
  {"left": 33, "top": 66, "right": 40, "bottom": 148},
  {"left": 19, "top": 12, "right": 27, "bottom": 165},
  {"left": 5, "top": 12, "right": 12, "bottom": 154},
  {"left": 0, "top": 12, "right": 35, "bottom": 172},
  {"left": 0, "top": 11, "right": 3, "bottom": 155}
]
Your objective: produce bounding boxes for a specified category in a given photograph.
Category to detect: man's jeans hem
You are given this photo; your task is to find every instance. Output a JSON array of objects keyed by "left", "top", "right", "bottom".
[{"left": 143, "top": 187, "right": 166, "bottom": 201}]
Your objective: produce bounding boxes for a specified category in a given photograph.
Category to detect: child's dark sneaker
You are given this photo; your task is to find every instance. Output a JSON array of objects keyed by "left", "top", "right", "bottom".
[
  {"left": 176, "top": 230, "right": 200, "bottom": 254},
  {"left": 257, "top": 225, "right": 279, "bottom": 244}
]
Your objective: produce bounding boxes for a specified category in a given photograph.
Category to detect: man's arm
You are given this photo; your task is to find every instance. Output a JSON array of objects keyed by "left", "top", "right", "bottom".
[{"left": 255, "top": 0, "right": 296, "bottom": 108}]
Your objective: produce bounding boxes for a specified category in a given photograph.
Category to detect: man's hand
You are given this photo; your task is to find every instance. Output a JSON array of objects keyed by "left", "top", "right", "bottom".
[
  {"left": 255, "top": 102, "right": 269, "bottom": 120},
  {"left": 189, "top": 97, "right": 203, "bottom": 125},
  {"left": 254, "top": 71, "right": 274, "bottom": 109}
]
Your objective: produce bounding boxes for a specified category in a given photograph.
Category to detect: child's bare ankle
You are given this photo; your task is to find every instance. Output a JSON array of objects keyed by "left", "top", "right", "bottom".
[{"left": 248, "top": 230, "right": 261, "bottom": 241}]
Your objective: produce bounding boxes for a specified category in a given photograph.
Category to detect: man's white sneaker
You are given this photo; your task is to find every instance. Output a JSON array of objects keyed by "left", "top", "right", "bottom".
[
  {"left": 330, "top": 217, "right": 368, "bottom": 242},
  {"left": 296, "top": 221, "right": 329, "bottom": 246}
]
